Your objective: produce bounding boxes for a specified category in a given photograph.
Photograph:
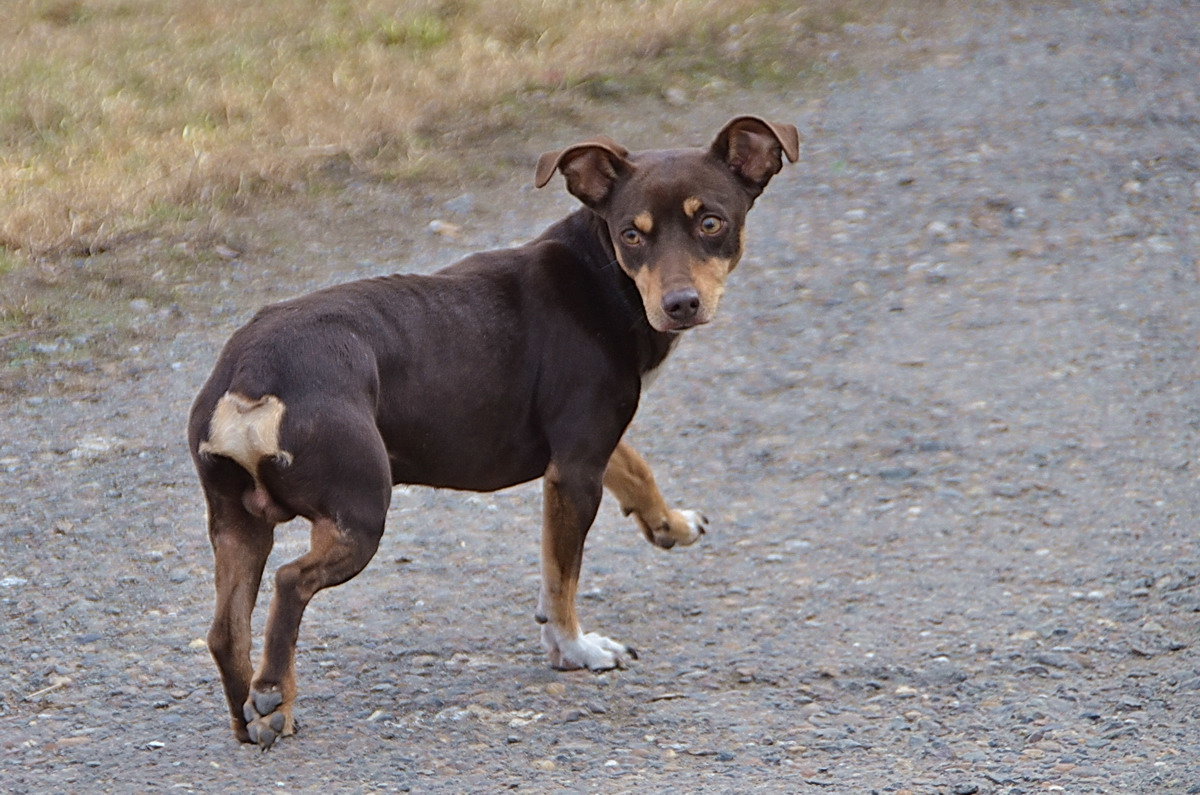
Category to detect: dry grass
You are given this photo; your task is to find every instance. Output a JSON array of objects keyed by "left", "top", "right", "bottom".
[{"left": 1, "top": 0, "right": 872, "bottom": 259}]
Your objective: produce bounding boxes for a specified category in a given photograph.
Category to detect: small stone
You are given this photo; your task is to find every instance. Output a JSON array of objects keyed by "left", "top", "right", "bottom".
[
  {"left": 894, "top": 685, "right": 919, "bottom": 698},
  {"left": 663, "top": 87, "right": 689, "bottom": 106},
  {"left": 953, "top": 784, "right": 980, "bottom": 795},
  {"left": 532, "top": 759, "right": 556, "bottom": 771},
  {"left": 428, "top": 219, "right": 462, "bottom": 238},
  {"left": 992, "top": 483, "right": 1025, "bottom": 498},
  {"left": 1034, "top": 652, "right": 1080, "bottom": 671},
  {"left": 926, "top": 220, "right": 953, "bottom": 242},
  {"left": 878, "top": 466, "right": 918, "bottom": 482},
  {"left": 545, "top": 682, "right": 566, "bottom": 697}
]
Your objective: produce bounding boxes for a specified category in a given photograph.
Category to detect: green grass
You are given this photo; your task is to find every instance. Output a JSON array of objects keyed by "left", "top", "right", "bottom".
[
  {"left": 0, "top": 0, "right": 886, "bottom": 260},
  {"left": 0, "top": 0, "right": 935, "bottom": 378}
]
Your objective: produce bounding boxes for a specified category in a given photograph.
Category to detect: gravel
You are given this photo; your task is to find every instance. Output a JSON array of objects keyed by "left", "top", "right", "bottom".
[{"left": 2, "top": 0, "right": 1199, "bottom": 791}]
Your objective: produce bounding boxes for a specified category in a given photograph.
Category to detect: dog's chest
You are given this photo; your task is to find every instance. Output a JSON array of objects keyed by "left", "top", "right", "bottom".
[{"left": 640, "top": 335, "right": 681, "bottom": 392}]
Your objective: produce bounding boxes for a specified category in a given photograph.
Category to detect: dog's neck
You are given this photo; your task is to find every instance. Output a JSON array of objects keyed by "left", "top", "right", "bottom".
[{"left": 541, "top": 208, "right": 678, "bottom": 377}]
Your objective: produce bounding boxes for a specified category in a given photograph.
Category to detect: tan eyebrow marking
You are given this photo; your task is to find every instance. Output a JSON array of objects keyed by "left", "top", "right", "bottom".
[
  {"left": 683, "top": 197, "right": 703, "bottom": 217},
  {"left": 633, "top": 211, "right": 654, "bottom": 234}
]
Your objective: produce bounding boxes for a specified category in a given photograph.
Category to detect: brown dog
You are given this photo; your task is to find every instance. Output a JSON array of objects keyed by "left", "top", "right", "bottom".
[{"left": 189, "top": 116, "right": 799, "bottom": 747}]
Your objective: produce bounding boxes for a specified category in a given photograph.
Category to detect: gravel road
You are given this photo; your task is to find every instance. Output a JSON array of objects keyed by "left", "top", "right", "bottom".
[{"left": 2, "top": 1, "right": 1199, "bottom": 791}]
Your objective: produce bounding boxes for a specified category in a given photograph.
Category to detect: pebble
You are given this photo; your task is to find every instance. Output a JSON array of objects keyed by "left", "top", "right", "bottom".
[
  {"left": 428, "top": 219, "right": 462, "bottom": 238},
  {"left": 663, "top": 87, "right": 689, "bottom": 106},
  {"left": 925, "top": 220, "right": 954, "bottom": 242}
]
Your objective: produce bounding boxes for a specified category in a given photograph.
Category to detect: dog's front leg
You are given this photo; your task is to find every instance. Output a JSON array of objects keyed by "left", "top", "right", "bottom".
[
  {"left": 537, "top": 461, "right": 636, "bottom": 671},
  {"left": 603, "top": 440, "right": 708, "bottom": 549}
]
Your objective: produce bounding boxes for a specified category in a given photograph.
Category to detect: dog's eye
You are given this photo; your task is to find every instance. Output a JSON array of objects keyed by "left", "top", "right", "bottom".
[
  {"left": 699, "top": 215, "right": 725, "bottom": 235},
  {"left": 620, "top": 229, "right": 643, "bottom": 246}
]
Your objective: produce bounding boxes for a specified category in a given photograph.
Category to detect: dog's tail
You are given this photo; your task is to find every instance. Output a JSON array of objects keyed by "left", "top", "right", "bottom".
[{"left": 197, "top": 391, "right": 293, "bottom": 475}]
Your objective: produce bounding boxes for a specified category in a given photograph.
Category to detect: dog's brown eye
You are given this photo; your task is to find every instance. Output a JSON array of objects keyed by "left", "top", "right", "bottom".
[
  {"left": 621, "top": 229, "right": 643, "bottom": 246},
  {"left": 700, "top": 215, "right": 725, "bottom": 235}
]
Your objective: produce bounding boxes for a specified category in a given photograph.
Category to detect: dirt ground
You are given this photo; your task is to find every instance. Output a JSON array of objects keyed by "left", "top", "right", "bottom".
[{"left": 3, "top": 1, "right": 1199, "bottom": 791}]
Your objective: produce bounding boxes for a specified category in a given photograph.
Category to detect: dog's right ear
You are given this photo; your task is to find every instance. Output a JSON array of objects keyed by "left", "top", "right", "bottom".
[{"left": 534, "top": 137, "right": 632, "bottom": 207}]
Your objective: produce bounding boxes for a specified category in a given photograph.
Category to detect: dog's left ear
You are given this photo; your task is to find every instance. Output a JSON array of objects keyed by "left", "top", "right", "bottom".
[
  {"left": 535, "top": 136, "right": 633, "bottom": 208},
  {"left": 710, "top": 116, "right": 801, "bottom": 195}
]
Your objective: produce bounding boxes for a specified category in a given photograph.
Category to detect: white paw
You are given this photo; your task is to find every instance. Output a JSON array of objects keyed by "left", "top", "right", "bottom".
[
  {"left": 648, "top": 509, "right": 708, "bottom": 549},
  {"left": 673, "top": 509, "right": 708, "bottom": 546},
  {"left": 542, "top": 626, "right": 637, "bottom": 671}
]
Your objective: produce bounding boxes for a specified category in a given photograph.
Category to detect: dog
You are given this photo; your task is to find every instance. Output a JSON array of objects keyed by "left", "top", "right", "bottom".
[{"left": 188, "top": 115, "right": 799, "bottom": 747}]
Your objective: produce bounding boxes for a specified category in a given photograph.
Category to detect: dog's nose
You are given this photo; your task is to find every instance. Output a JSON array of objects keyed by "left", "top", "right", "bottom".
[{"left": 662, "top": 288, "right": 701, "bottom": 324}]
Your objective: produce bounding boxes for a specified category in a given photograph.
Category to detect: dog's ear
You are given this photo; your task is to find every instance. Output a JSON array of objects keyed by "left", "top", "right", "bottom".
[
  {"left": 535, "top": 136, "right": 632, "bottom": 207},
  {"left": 710, "top": 116, "right": 800, "bottom": 195}
]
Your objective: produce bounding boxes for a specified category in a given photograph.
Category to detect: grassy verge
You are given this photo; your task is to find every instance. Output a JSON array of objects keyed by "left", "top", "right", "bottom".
[
  {"left": 0, "top": 0, "right": 939, "bottom": 386},
  {"left": 1, "top": 0, "right": 873, "bottom": 259}
]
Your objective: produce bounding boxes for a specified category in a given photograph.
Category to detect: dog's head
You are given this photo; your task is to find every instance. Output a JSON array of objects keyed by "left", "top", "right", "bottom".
[{"left": 536, "top": 116, "right": 800, "bottom": 332}]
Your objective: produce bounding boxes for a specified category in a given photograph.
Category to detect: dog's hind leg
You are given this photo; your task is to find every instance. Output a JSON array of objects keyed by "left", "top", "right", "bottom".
[
  {"left": 205, "top": 492, "right": 275, "bottom": 744},
  {"left": 603, "top": 440, "right": 708, "bottom": 549},
  {"left": 538, "top": 460, "right": 637, "bottom": 671},
  {"left": 241, "top": 422, "right": 391, "bottom": 749}
]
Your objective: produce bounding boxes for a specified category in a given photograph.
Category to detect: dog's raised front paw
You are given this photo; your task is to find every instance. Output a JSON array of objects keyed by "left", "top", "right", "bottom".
[
  {"left": 542, "top": 627, "right": 638, "bottom": 671},
  {"left": 648, "top": 509, "right": 707, "bottom": 549}
]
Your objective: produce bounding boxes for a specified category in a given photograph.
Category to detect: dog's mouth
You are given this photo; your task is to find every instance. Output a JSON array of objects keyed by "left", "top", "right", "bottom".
[
  {"left": 646, "top": 310, "right": 713, "bottom": 333},
  {"left": 659, "top": 316, "right": 710, "bottom": 332}
]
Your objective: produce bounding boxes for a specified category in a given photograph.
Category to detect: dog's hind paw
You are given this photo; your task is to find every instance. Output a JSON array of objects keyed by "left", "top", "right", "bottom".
[
  {"left": 242, "top": 687, "right": 296, "bottom": 750},
  {"left": 544, "top": 627, "right": 638, "bottom": 671}
]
